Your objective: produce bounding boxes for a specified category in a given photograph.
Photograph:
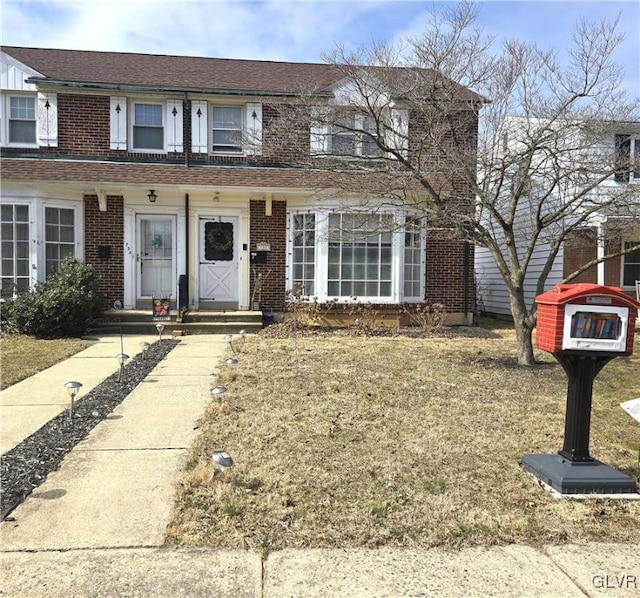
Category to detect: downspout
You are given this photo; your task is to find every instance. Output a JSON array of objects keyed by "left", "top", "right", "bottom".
[
  {"left": 185, "top": 193, "right": 190, "bottom": 308},
  {"left": 463, "top": 241, "right": 470, "bottom": 325}
]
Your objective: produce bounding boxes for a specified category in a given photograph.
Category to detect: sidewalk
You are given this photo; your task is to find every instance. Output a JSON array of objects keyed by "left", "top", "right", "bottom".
[{"left": 1, "top": 335, "right": 638, "bottom": 597}]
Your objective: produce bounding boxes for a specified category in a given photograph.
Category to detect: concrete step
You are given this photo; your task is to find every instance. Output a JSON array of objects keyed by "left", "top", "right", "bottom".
[{"left": 93, "top": 310, "right": 264, "bottom": 336}]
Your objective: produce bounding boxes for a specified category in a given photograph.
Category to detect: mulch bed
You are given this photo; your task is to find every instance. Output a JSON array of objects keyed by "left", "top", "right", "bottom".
[{"left": 0, "top": 339, "right": 180, "bottom": 520}]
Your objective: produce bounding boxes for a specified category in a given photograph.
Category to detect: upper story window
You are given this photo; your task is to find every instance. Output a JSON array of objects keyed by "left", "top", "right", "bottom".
[
  {"left": 311, "top": 107, "right": 407, "bottom": 159},
  {"left": 132, "top": 103, "right": 164, "bottom": 151},
  {"left": 9, "top": 96, "right": 36, "bottom": 144},
  {"left": 211, "top": 106, "right": 243, "bottom": 154},
  {"left": 330, "top": 113, "right": 383, "bottom": 158},
  {"left": 614, "top": 134, "right": 640, "bottom": 183}
]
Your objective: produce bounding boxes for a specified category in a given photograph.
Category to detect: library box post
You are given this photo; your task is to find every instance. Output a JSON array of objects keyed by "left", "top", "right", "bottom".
[{"left": 522, "top": 284, "right": 640, "bottom": 494}]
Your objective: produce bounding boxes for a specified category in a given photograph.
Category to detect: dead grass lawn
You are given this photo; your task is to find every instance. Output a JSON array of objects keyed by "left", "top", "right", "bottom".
[
  {"left": 0, "top": 334, "right": 91, "bottom": 390},
  {"left": 166, "top": 326, "right": 640, "bottom": 554}
]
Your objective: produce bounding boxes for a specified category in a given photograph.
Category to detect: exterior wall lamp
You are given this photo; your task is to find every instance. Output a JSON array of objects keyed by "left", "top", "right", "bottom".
[{"left": 147, "top": 189, "right": 157, "bottom": 203}]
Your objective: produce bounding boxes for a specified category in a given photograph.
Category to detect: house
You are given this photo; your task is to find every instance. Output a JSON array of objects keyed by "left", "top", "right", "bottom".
[
  {"left": 1, "top": 46, "right": 480, "bottom": 324},
  {"left": 475, "top": 117, "right": 640, "bottom": 317}
]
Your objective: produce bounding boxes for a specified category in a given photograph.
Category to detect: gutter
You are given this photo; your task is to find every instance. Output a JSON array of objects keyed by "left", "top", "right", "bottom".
[{"left": 25, "top": 77, "right": 334, "bottom": 99}]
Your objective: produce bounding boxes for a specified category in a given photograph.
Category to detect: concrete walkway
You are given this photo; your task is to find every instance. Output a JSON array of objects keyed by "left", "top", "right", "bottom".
[{"left": 1, "top": 335, "right": 638, "bottom": 597}]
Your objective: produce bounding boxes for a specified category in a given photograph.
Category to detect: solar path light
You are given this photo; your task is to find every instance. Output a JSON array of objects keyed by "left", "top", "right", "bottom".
[
  {"left": 211, "top": 450, "right": 234, "bottom": 479},
  {"left": 140, "top": 341, "right": 150, "bottom": 360},
  {"left": 225, "top": 357, "right": 239, "bottom": 367},
  {"left": 211, "top": 385, "right": 227, "bottom": 405},
  {"left": 155, "top": 322, "right": 165, "bottom": 342},
  {"left": 116, "top": 353, "right": 129, "bottom": 383},
  {"left": 223, "top": 333, "right": 235, "bottom": 354},
  {"left": 64, "top": 381, "right": 82, "bottom": 420}
]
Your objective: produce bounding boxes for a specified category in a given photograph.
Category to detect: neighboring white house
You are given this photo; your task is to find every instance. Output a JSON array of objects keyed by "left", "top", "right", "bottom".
[{"left": 475, "top": 117, "right": 640, "bottom": 316}]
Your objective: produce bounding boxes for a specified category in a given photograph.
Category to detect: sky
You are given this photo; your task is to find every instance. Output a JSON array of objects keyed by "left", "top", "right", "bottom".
[{"left": 1, "top": 0, "right": 639, "bottom": 97}]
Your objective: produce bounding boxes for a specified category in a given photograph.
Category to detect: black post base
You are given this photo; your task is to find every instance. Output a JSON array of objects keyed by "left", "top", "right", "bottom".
[{"left": 522, "top": 454, "right": 637, "bottom": 495}]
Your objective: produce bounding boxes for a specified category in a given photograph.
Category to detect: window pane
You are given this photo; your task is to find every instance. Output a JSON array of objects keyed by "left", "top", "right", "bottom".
[
  {"left": 10, "top": 96, "right": 35, "bottom": 119},
  {"left": 46, "top": 225, "right": 59, "bottom": 242},
  {"left": 134, "top": 104, "right": 162, "bottom": 126},
  {"left": 9, "top": 120, "right": 36, "bottom": 143},
  {"left": 60, "top": 209, "right": 74, "bottom": 226},
  {"left": 1, "top": 224, "right": 13, "bottom": 240},
  {"left": 2, "top": 242, "right": 14, "bottom": 258},
  {"left": 16, "top": 242, "right": 28, "bottom": 258},
  {"left": 133, "top": 126, "right": 164, "bottom": 150},
  {"left": 60, "top": 226, "right": 74, "bottom": 243},
  {"left": 16, "top": 206, "right": 29, "bottom": 221}
]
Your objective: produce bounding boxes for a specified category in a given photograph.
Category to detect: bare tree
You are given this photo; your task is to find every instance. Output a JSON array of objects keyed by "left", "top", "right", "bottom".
[{"left": 264, "top": 1, "right": 640, "bottom": 365}]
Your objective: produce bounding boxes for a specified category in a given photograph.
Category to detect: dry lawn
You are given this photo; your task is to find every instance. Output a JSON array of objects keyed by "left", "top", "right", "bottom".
[
  {"left": 0, "top": 334, "right": 91, "bottom": 390},
  {"left": 166, "top": 325, "right": 640, "bottom": 555}
]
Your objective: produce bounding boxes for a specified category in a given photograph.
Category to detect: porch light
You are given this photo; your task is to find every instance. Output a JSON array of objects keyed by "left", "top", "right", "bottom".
[
  {"left": 140, "top": 341, "right": 150, "bottom": 359},
  {"left": 211, "top": 450, "right": 234, "bottom": 478},
  {"left": 147, "top": 189, "right": 157, "bottom": 203},
  {"left": 116, "top": 353, "right": 129, "bottom": 382},
  {"left": 211, "top": 385, "right": 227, "bottom": 404},
  {"left": 155, "top": 322, "right": 165, "bottom": 342},
  {"left": 64, "top": 381, "right": 82, "bottom": 420}
]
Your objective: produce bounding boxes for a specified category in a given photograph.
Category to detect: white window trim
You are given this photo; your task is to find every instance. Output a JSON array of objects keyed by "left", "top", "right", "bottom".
[
  {"left": 310, "top": 107, "right": 408, "bottom": 159},
  {"left": 2, "top": 93, "right": 38, "bottom": 148},
  {"left": 287, "top": 208, "right": 424, "bottom": 304},
  {"left": 211, "top": 104, "right": 244, "bottom": 155},
  {"left": 129, "top": 99, "right": 166, "bottom": 153}
]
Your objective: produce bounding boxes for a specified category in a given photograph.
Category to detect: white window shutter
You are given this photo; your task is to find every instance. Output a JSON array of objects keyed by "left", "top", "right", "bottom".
[
  {"left": 110, "top": 96, "right": 127, "bottom": 150},
  {"left": 245, "top": 103, "right": 262, "bottom": 155},
  {"left": 310, "top": 107, "right": 329, "bottom": 156},
  {"left": 191, "top": 100, "right": 208, "bottom": 153},
  {"left": 390, "top": 108, "right": 409, "bottom": 159},
  {"left": 37, "top": 92, "right": 58, "bottom": 147},
  {"left": 166, "top": 100, "right": 183, "bottom": 152}
]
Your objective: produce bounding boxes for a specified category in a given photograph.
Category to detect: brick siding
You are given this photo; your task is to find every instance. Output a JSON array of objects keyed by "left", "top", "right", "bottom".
[
  {"left": 84, "top": 194, "right": 124, "bottom": 307},
  {"left": 249, "top": 200, "right": 287, "bottom": 310}
]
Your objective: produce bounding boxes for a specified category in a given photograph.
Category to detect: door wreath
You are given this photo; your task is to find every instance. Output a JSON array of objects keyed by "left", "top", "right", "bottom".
[{"left": 204, "top": 221, "right": 234, "bottom": 261}]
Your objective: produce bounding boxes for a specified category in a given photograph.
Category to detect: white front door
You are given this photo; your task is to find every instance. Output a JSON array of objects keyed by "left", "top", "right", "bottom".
[
  {"left": 138, "top": 216, "right": 175, "bottom": 299},
  {"left": 199, "top": 217, "right": 239, "bottom": 304}
]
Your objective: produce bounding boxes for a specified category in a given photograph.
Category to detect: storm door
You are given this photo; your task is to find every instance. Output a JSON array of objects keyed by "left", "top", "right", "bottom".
[
  {"left": 138, "top": 216, "right": 175, "bottom": 299},
  {"left": 199, "top": 217, "right": 239, "bottom": 304}
]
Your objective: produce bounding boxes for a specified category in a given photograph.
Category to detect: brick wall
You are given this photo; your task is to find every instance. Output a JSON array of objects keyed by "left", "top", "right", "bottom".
[
  {"left": 84, "top": 194, "right": 124, "bottom": 306},
  {"left": 249, "top": 200, "right": 287, "bottom": 310},
  {"left": 425, "top": 237, "right": 475, "bottom": 313}
]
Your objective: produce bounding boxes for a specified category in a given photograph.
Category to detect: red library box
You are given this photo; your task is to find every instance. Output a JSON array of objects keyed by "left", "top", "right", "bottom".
[{"left": 536, "top": 283, "right": 639, "bottom": 355}]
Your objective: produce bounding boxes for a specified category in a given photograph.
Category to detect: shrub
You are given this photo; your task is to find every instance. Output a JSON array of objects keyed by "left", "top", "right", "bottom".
[
  {"left": 402, "top": 302, "right": 446, "bottom": 333},
  {"left": 2, "top": 258, "right": 104, "bottom": 338}
]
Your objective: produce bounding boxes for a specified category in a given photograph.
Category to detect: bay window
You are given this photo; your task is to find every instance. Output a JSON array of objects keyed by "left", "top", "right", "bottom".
[
  {"left": 1, "top": 204, "right": 30, "bottom": 297},
  {"left": 289, "top": 210, "right": 425, "bottom": 302}
]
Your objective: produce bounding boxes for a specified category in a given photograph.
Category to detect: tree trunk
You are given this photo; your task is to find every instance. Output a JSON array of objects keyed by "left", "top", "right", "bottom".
[{"left": 510, "top": 291, "right": 536, "bottom": 366}]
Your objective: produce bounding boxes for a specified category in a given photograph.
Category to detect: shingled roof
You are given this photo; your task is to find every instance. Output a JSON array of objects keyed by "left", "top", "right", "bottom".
[
  {"left": 2, "top": 46, "right": 483, "bottom": 102},
  {"left": 2, "top": 46, "right": 342, "bottom": 96}
]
